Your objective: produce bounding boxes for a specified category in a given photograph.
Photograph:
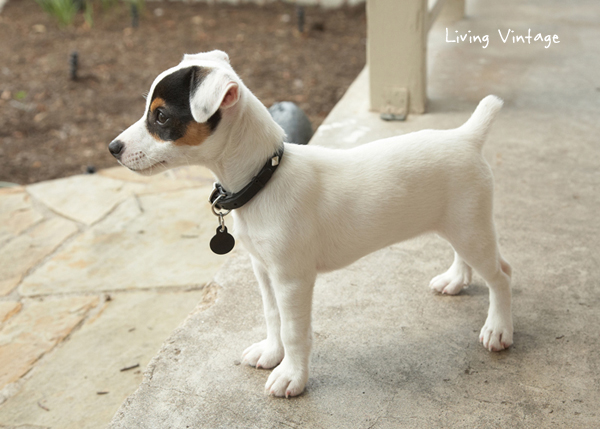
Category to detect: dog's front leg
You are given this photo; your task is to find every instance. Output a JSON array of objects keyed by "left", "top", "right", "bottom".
[
  {"left": 265, "top": 270, "right": 316, "bottom": 398},
  {"left": 242, "top": 256, "right": 285, "bottom": 369}
]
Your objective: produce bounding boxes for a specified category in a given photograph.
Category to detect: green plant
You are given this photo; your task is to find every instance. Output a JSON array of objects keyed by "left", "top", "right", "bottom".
[
  {"left": 35, "top": 0, "right": 79, "bottom": 27},
  {"left": 83, "top": 0, "right": 93, "bottom": 27},
  {"left": 35, "top": 0, "right": 146, "bottom": 28},
  {"left": 100, "top": 0, "right": 119, "bottom": 10}
]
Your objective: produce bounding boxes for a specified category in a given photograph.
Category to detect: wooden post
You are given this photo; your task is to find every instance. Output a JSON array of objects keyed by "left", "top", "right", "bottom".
[
  {"left": 367, "top": 0, "right": 464, "bottom": 117},
  {"left": 367, "top": 0, "right": 428, "bottom": 116},
  {"left": 441, "top": 0, "right": 465, "bottom": 22}
]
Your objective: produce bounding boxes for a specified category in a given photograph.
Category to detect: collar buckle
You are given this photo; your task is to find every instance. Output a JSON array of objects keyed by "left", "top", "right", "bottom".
[
  {"left": 208, "top": 146, "right": 284, "bottom": 212},
  {"left": 208, "top": 183, "right": 220, "bottom": 204}
]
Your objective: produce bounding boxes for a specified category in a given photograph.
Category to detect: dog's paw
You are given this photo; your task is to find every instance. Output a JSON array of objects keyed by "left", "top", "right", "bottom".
[
  {"left": 479, "top": 315, "right": 513, "bottom": 352},
  {"left": 265, "top": 359, "right": 307, "bottom": 398},
  {"left": 429, "top": 266, "right": 471, "bottom": 295},
  {"left": 242, "top": 340, "right": 284, "bottom": 369}
]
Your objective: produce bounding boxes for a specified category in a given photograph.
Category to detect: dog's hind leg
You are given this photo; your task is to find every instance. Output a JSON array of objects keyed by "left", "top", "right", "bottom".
[
  {"left": 429, "top": 250, "right": 473, "bottom": 295},
  {"left": 242, "top": 256, "right": 285, "bottom": 369},
  {"left": 444, "top": 218, "right": 513, "bottom": 352}
]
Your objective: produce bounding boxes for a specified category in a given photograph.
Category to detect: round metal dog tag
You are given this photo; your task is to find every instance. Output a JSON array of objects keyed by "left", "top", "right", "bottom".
[{"left": 210, "top": 226, "right": 235, "bottom": 255}]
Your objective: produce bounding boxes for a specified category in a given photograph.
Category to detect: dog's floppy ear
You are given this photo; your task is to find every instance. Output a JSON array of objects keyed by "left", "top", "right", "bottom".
[{"left": 189, "top": 67, "right": 239, "bottom": 123}]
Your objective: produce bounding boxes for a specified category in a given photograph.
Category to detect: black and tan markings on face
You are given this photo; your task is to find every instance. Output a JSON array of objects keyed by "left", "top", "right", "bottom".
[{"left": 147, "top": 66, "right": 221, "bottom": 146}]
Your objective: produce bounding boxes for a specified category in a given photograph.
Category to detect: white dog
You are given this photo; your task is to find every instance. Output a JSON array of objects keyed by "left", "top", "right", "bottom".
[{"left": 110, "top": 50, "right": 513, "bottom": 398}]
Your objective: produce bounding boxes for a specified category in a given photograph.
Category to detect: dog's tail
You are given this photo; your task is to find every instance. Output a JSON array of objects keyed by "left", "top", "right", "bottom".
[{"left": 459, "top": 95, "right": 503, "bottom": 150}]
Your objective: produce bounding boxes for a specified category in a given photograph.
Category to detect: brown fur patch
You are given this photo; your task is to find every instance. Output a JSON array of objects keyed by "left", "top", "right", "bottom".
[
  {"left": 150, "top": 97, "right": 165, "bottom": 113},
  {"left": 173, "top": 121, "right": 211, "bottom": 146}
]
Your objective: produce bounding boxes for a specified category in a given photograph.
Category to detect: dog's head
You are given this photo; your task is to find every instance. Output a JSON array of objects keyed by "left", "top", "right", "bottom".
[{"left": 109, "top": 50, "right": 240, "bottom": 175}]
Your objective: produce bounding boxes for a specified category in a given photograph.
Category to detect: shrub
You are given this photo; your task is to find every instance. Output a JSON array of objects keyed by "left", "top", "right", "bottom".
[
  {"left": 35, "top": 0, "right": 79, "bottom": 27},
  {"left": 35, "top": 0, "right": 145, "bottom": 28}
]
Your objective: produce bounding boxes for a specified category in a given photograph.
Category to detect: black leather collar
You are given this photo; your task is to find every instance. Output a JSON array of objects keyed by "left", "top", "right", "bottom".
[{"left": 209, "top": 146, "right": 284, "bottom": 211}]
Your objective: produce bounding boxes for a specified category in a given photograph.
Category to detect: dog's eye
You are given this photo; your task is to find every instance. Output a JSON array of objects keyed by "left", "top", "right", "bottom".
[{"left": 156, "top": 110, "right": 169, "bottom": 126}]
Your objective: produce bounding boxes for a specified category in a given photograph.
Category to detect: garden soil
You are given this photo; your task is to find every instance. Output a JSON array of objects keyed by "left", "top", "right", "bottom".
[{"left": 0, "top": 0, "right": 366, "bottom": 184}]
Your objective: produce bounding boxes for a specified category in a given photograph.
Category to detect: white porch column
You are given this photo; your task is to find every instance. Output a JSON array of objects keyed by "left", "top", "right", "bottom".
[{"left": 367, "top": 0, "right": 465, "bottom": 117}]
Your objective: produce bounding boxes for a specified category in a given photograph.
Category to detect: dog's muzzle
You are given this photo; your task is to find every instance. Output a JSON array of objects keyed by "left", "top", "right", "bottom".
[{"left": 108, "top": 140, "right": 125, "bottom": 159}]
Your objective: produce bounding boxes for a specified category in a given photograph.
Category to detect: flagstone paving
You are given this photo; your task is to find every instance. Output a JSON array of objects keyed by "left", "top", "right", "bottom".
[
  {"left": 0, "top": 166, "right": 228, "bottom": 428},
  {"left": 0, "top": 296, "right": 99, "bottom": 389},
  {"left": 0, "top": 217, "right": 78, "bottom": 296},
  {"left": 0, "top": 188, "right": 44, "bottom": 245},
  {"left": 19, "top": 188, "right": 226, "bottom": 296},
  {"left": 0, "top": 289, "right": 212, "bottom": 429}
]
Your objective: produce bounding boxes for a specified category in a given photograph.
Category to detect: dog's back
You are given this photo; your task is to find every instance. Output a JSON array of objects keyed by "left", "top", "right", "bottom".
[{"left": 247, "top": 97, "right": 503, "bottom": 273}]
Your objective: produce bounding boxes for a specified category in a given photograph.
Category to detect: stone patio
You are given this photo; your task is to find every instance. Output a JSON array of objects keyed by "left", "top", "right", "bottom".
[{"left": 0, "top": 167, "right": 229, "bottom": 428}]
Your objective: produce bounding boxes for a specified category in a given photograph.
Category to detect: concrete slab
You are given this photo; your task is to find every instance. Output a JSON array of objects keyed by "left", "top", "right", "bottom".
[
  {"left": 113, "top": 244, "right": 600, "bottom": 428},
  {"left": 109, "top": 0, "right": 600, "bottom": 427}
]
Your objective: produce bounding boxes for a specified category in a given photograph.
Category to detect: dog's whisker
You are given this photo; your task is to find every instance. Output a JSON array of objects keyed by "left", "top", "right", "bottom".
[{"left": 139, "top": 148, "right": 162, "bottom": 165}]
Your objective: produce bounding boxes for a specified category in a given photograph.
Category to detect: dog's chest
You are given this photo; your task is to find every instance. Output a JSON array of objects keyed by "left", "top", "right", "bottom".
[
  {"left": 231, "top": 211, "right": 274, "bottom": 261},
  {"left": 231, "top": 212, "right": 252, "bottom": 250}
]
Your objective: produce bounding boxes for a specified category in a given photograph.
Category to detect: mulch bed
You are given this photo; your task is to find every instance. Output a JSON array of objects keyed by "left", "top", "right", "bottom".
[{"left": 0, "top": 0, "right": 366, "bottom": 184}]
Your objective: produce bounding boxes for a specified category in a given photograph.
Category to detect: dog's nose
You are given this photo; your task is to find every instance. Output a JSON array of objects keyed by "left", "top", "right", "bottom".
[{"left": 108, "top": 140, "right": 125, "bottom": 158}]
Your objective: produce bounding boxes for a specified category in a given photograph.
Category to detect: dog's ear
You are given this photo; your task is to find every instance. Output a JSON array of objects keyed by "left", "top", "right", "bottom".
[{"left": 189, "top": 67, "right": 239, "bottom": 123}]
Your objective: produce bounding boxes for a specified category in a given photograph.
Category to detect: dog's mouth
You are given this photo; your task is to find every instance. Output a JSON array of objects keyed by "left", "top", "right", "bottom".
[{"left": 129, "top": 161, "right": 168, "bottom": 175}]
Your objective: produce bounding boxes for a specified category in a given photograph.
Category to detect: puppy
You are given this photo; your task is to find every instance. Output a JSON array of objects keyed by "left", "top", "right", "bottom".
[{"left": 110, "top": 50, "right": 513, "bottom": 398}]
